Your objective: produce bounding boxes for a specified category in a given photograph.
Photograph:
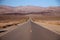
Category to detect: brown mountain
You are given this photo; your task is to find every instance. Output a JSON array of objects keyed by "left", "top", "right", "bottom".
[
  {"left": 14, "top": 6, "right": 46, "bottom": 13},
  {"left": 0, "top": 5, "right": 60, "bottom": 16},
  {"left": 0, "top": 5, "right": 15, "bottom": 14},
  {"left": 42, "top": 6, "right": 60, "bottom": 16}
]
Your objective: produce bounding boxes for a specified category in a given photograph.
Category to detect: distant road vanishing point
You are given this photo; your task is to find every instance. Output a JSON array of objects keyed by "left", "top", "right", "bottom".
[{"left": 0, "top": 19, "right": 60, "bottom": 40}]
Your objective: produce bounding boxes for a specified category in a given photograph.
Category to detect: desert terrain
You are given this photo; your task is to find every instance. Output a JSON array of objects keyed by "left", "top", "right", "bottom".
[
  {"left": 0, "top": 5, "right": 60, "bottom": 40},
  {"left": 32, "top": 15, "right": 60, "bottom": 25},
  {"left": 0, "top": 5, "right": 60, "bottom": 29},
  {"left": 0, "top": 15, "right": 29, "bottom": 29}
]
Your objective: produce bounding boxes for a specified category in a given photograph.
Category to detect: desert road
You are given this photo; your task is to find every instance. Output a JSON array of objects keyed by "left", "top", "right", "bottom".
[{"left": 0, "top": 20, "right": 60, "bottom": 40}]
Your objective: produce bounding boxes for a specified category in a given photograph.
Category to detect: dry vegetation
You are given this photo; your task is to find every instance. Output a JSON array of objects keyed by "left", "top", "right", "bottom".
[
  {"left": 32, "top": 15, "right": 60, "bottom": 26},
  {"left": 0, "top": 15, "right": 29, "bottom": 29}
]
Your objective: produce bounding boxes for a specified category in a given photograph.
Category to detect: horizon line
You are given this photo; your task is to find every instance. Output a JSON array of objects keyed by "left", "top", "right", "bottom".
[{"left": 0, "top": 5, "right": 60, "bottom": 7}]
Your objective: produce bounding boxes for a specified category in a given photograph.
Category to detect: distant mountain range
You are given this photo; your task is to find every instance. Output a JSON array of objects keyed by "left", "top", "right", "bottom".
[{"left": 0, "top": 5, "right": 60, "bottom": 16}]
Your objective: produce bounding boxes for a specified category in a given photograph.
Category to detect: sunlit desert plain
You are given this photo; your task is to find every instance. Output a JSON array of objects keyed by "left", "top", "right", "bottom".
[
  {"left": 32, "top": 15, "right": 60, "bottom": 26},
  {"left": 0, "top": 15, "right": 29, "bottom": 29}
]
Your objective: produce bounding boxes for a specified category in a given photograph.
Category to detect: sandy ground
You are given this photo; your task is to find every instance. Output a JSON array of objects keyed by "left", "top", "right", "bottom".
[{"left": 0, "top": 17, "right": 29, "bottom": 29}]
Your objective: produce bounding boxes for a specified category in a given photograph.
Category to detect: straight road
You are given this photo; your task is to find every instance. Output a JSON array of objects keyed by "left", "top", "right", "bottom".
[{"left": 0, "top": 19, "right": 60, "bottom": 40}]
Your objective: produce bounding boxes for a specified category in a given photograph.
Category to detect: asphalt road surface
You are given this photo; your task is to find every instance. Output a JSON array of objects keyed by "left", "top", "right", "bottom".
[{"left": 0, "top": 20, "right": 60, "bottom": 40}]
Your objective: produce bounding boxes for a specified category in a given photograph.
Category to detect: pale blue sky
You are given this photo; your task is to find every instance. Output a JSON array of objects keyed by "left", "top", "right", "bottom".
[{"left": 0, "top": 0, "right": 60, "bottom": 7}]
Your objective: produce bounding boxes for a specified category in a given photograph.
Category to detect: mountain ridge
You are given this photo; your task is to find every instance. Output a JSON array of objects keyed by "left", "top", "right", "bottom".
[{"left": 0, "top": 5, "right": 60, "bottom": 16}]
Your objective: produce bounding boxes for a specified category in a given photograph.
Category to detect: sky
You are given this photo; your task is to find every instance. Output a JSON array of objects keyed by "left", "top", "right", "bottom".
[{"left": 0, "top": 0, "right": 60, "bottom": 7}]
